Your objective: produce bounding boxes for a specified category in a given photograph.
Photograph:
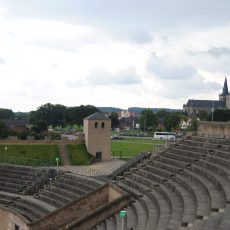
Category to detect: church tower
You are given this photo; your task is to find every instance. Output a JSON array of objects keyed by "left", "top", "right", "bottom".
[
  {"left": 219, "top": 77, "right": 230, "bottom": 109},
  {"left": 219, "top": 77, "right": 229, "bottom": 102}
]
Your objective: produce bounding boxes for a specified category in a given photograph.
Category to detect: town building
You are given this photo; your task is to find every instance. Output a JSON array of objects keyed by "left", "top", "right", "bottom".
[
  {"left": 2, "top": 119, "right": 27, "bottom": 132},
  {"left": 183, "top": 78, "right": 230, "bottom": 115}
]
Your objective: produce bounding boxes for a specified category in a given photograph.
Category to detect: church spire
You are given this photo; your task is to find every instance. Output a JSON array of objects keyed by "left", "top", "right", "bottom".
[{"left": 221, "top": 77, "right": 229, "bottom": 96}]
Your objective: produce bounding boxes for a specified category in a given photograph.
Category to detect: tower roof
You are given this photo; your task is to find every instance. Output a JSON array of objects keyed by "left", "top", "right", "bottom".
[
  {"left": 84, "top": 112, "right": 110, "bottom": 120},
  {"left": 220, "top": 77, "right": 229, "bottom": 96},
  {"left": 185, "top": 99, "right": 225, "bottom": 108}
]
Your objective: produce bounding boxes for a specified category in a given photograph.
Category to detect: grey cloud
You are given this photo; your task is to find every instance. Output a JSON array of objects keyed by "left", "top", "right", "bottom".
[
  {"left": 0, "top": 57, "right": 5, "bottom": 65},
  {"left": 187, "top": 48, "right": 230, "bottom": 74},
  {"left": 147, "top": 54, "right": 197, "bottom": 80},
  {"left": 160, "top": 77, "right": 221, "bottom": 99},
  {"left": 207, "top": 47, "right": 230, "bottom": 57},
  {"left": 2, "top": 0, "right": 230, "bottom": 41},
  {"left": 146, "top": 54, "right": 221, "bottom": 99},
  {"left": 188, "top": 47, "right": 230, "bottom": 58},
  {"left": 111, "top": 28, "right": 153, "bottom": 44},
  {"left": 128, "top": 30, "right": 152, "bottom": 44},
  {"left": 86, "top": 67, "right": 141, "bottom": 85}
]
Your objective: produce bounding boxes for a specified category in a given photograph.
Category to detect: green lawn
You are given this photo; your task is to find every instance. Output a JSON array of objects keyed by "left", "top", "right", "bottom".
[
  {"left": 117, "top": 138, "right": 164, "bottom": 143},
  {"left": 0, "top": 144, "right": 60, "bottom": 166},
  {"left": 67, "top": 144, "right": 94, "bottom": 165},
  {"left": 111, "top": 139, "right": 165, "bottom": 158}
]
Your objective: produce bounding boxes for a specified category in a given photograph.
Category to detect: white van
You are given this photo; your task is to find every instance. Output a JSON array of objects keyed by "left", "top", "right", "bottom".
[{"left": 153, "top": 132, "right": 176, "bottom": 140}]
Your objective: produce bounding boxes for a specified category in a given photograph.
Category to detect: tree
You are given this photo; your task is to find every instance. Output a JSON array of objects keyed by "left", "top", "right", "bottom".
[
  {"left": 164, "top": 113, "right": 181, "bottom": 131},
  {"left": 140, "top": 109, "right": 158, "bottom": 131},
  {"left": 29, "top": 103, "right": 99, "bottom": 128},
  {"left": 66, "top": 105, "right": 99, "bottom": 125},
  {"left": 109, "top": 112, "right": 119, "bottom": 129},
  {"left": 0, "top": 108, "right": 14, "bottom": 120},
  {"left": 155, "top": 109, "right": 169, "bottom": 120},
  {"left": 207, "top": 109, "right": 230, "bottom": 122},
  {"left": 0, "top": 121, "right": 8, "bottom": 139},
  {"left": 186, "top": 118, "right": 198, "bottom": 132},
  {"left": 155, "top": 109, "right": 169, "bottom": 130},
  {"left": 31, "top": 120, "right": 48, "bottom": 133},
  {"left": 197, "top": 111, "right": 209, "bottom": 121}
]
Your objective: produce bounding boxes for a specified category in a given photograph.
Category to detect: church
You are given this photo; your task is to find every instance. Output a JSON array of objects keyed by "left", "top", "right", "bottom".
[{"left": 183, "top": 78, "right": 230, "bottom": 115}]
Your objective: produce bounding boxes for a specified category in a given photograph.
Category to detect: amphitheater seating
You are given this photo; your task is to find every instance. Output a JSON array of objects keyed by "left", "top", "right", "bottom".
[
  {"left": 35, "top": 172, "right": 104, "bottom": 208},
  {"left": 0, "top": 192, "right": 50, "bottom": 222},
  {"left": 0, "top": 165, "right": 56, "bottom": 196},
  {"left": 93, "top": 133, "right": 230, "bottom": 230},
  {"left": 2, "top": 133, "right": 230, "bottom": 229},
  {"left": 0, "top": 164, "right": 105, "bottom": 224}
]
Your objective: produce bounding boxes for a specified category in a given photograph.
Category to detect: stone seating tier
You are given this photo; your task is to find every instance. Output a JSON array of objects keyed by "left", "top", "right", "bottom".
[
  {"left": 97, "top": 133, "right": 230, "bottom": 230},
  {"left": 0, "top": 193, "right": 49, "bottom": 222}
]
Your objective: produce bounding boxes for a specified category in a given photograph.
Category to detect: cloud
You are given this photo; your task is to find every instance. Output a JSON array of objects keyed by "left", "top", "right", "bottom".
[
  {"left": 160, "top": 77, "right": 221, "bottom": 99},
  {"left": 110, "top": 28, "right": 153, "bottom": 44},
  {"left": 206, "top": 47, "right": 230, "bottom": 57},
  {"left": 2, "top": 0, "right": 230, "bottom": 43},
  {"left": 188, "top": 47, "right": 230, "bottom": 58},
  {"left": 147, "top": 54, "right": 197, "bottom": 80},
  {"left": 86, "top": 67, "right": 141, "bottom": 86},
  {"left": 0, "top": 57, "right": 5, "bottom": 64},
  {"left": 146, "top": 54, "right": 221, "bottom": 99},
  {"left": 0, "top": 1, "right": 230, "bottom": 111},
  {"left": 128, "top": 29, "right": 153, "bottom": 44}
]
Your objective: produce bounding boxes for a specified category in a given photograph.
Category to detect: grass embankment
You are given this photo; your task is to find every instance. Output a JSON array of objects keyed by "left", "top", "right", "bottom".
[
  {"left": 0, "top": 144, "right": 60, "bottom": 166},
  {"left": 67, "top": 144, "right": 94, "bottom": 165},
  {"left": 111, "top": 139, "right": 165, "bottom": 159}
]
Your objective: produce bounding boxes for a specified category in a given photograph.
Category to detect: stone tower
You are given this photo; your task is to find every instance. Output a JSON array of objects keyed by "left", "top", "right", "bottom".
[{"left": 83, "top": 112, "right": 111, "bottom": 161}]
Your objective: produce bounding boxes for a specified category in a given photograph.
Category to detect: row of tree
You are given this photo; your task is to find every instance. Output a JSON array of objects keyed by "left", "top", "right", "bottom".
[
  {"left": 0, "top": 104, "right": 99, "bottom": 135},
  {"left": 109, "top": 109, "right": 184, "bottom": 132},
  {"left": 29, "top": 103, "right": 99, "bottom": 132},
  {"left": 197, "top": 109, "right": 230, "bottom": 122},
  {"left": 139, "top": 109, "right": 184, "bottom": 131},
  {"left": 1, "top": 104, "right": 229, "bottom": 135}
]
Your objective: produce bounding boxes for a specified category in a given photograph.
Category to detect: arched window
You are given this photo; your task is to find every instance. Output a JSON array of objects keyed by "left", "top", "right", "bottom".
[
  {"left": 102, "top": 122, "right": 105, "bottom": 128},
  {"left": 95, "top": 122, "right": 98, "bottom": 128}
]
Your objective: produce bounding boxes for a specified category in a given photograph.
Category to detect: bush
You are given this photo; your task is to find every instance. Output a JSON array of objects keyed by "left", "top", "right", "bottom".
[
  {"left": 50, "top": 132, "right": 61, "bottom": 140},
  {"left": 34, "top": 133, "right": 44, "bottom": 140},
  {"left": 17, "top": 131, "right": 29, "bottom": 140},
  {"left": 0, "top": 121, "right": 8, "bottom": 139}
]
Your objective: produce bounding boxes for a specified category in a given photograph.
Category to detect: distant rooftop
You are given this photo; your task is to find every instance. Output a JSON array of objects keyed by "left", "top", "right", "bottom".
[
  {"left": 84, "top": 112, "right": 110, "bottom": 120},
  {"left": 185, "top": 99, "right": 225, "bottom": 108},
  {"left": 1, "top": 119, "right": 27, "bottom": 127}
]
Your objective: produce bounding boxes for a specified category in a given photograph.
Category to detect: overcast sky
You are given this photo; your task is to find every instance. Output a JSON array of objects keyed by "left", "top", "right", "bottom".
[{"left": 0, "top": 0, "right": 230, "bottom": 112}]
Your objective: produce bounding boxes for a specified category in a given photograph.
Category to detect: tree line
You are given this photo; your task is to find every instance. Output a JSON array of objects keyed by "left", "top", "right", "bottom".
[
  {"left": 0, "top": 104, "right": 99, "bottom": 138},
  {"left": 29, "top": 103, "right": 99, "bottom": 132},
  {"left": 0, "top": 104, "right": 230, "bottom": 138},
  {"left": 109, "top": 109, "right": 186, "bottom": 132}
]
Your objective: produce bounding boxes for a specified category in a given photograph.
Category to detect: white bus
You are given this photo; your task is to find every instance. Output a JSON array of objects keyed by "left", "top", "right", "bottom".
[{"left": 153, "top": 132, "right": 176, "bottom": 140}]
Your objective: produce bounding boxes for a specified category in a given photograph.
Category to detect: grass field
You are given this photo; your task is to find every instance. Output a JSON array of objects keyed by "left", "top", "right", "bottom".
[
  {"left": 0, "top": 138, "right": 165, "bottom": 166},
  {"left": 67, "top": 144, "right": 94, "bottom": 165},
  {"left": 0, "top": 144, "right": 60, "bottom": 166},
  {"left": 111, "top": 139, "right": 165, "bottom": 158}
]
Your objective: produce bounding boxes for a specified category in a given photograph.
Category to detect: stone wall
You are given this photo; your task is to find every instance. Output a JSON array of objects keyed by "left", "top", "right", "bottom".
[
  {"left": 226, "top": 95, "right": 230, "bottom": 109},
  {"left": 0, "top": 139, "right": 84, "bottom": 145},
  {"left": 0, "top": 207, "right": 29, "bottom": 230},
  {"left": 27, "top": 183, "right": 131, "bottom": 230},
  {"left": 65, "top": 195, "right": 130, "bottom": 230},
  {"left": 198, "top": 121, "right": 230, "bottom": 136}
]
